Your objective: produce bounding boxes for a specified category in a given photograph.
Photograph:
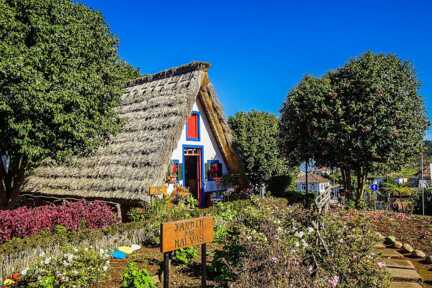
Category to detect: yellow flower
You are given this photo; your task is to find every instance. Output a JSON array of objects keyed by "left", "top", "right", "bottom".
[{"left": 4, "top": 278, "right": 15, "bottom": 285}]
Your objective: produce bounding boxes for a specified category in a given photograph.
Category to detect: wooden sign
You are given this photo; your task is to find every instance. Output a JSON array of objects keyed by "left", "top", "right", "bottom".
[
  {"left": 161, "top": 216, "right": 214, "bottom": 288},
  {"left": 160, "top": 216, "right": 214, "bottom": 253}
]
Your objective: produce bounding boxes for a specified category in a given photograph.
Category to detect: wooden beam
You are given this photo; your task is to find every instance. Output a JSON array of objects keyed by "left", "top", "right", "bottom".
[{"left": 198, "top": 75, "right": 241, "bottom": 173}]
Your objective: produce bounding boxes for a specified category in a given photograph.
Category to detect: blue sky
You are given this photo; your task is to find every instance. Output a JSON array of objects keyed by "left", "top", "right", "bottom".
[{"left": 81, "top": 0, "right": 432, "bottom": 139}]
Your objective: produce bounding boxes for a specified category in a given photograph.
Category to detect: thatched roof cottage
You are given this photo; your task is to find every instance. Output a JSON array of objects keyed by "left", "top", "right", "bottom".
[{"left": 23, "top": 62, "right": 240, "bottom": 207}]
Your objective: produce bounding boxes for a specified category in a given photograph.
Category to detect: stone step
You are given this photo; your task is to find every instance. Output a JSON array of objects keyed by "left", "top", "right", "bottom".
[
  {"left": 390, "top": 282, "right": 423, "bottom": 288},
  {"left": 378, "top": 248, "right": 405, "bottom": 259},
  {"left": 374, "top": 243, "right": 386, "bottom": 249},
  {"left": 384, "top": 259, "right": 416, "bottom": 270},
  {"left": 386, "top": 267, "right": 422, "bottom": 282}
]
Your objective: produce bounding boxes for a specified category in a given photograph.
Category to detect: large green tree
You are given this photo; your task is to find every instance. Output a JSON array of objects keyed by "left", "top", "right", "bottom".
[
  {"left": 228, "top": 111, "right": 288, "bottom": 190},
  {"left": 0, "top": 0, "right": 139, "bottom": 207},
  {"left": 280, "top": 52, "right": 428, "bottom": 207}
]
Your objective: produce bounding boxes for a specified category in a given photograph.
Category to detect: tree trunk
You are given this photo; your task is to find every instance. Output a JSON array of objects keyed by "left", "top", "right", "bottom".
[
  {"left": 341, "top": 168, "right": 346, "bottom": 189},
  {"left": 304, "top": 160, "right": 310, "bottom": 208},
  {"left": 341, "top": 167, "right": 352, "bottom": 200},
  {"left": 0, "top": 155, "right": 9, "bottom": 209},
  {"left": 355, "top": 168, "right": 367, "bottom": 209},
  {"left": 305, "top": 160, "right": 309, "bottom": 194},
  {"left": 0, "top": 185, "right": 8, "bottom": 208},
  {"left": 0, "top": 155, "right": 27, "bottom": 209}
]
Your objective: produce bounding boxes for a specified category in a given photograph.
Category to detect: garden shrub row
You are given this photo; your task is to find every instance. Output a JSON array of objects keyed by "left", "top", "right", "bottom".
[
  {"left": 0, "top": 200, "right": 118, "bottom": 244},
  {"left": 209, "top": 197, "right": 391, "bottom": 288},
  {"left": 0, "top": 220, "right": 152, "bottom": 277},
  {"left": 0, "top": 196, "right": 201, "bottom": 277},
  {"left": 1, "top": 196, "right": 392, "bottom": 287},
  {"left": 16, "top": 245, "right": 110, "bottom": 287}
]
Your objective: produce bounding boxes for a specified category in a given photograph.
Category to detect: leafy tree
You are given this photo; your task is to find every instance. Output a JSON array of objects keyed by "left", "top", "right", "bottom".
[
  {"left": 228, "top": 111, "right": 288, "bottom": 190},
  {"left": 280, "top": 52, "right": 428, "bottom": 207},
  {"left": 0, "top": 0, "right": 139, "bottom": 208}
]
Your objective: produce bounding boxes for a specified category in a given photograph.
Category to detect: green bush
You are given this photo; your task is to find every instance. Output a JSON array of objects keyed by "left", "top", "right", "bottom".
[
  {"left": 306, "top": 215, "right": 390, "bottom": 287},
  {"left": 381, "top": 181, "right": 416, "bottom": 196},
  {"left": 210, "top": 229, "right": 245, "bottom": 282},
  {"left": 210, "top": 197, "right": 391, "bottom": 288},
  {"left": 128, "top": 196, "right": 199, "bottom": 222},
  {"left": 414, "top": 188, "right": 432, "bottom": 215},
  {"left": 172, "top": 247, "right": 198, "bottom": 266},
  {"left": 19, "top": 245, "right": 109, "bottom": 288},
  {"left": 127, "top": 198, "right": 201, "bottom": 245},
  {"left": 1, "top": 197, "right": 203, "bottom": 276},
  {"left": 183, "top": 195, "right": 199, "bottom": 209},
  {"left": 228, "top": 111, "right": 289, "bottom": 189},
  {"left": 53, "top": 225, "right": 68, "bottom": 236},
  {"left": 210, "top": 199, "right": 312, "bottom": 286},
  {"left": 286, "top": 191, "right": 316, "bottom": 206},
  {"left": 121, "top": 262, "right": 156, "bottom": 288},
  {"left": 211, "top": 201, "right": 241, "bottom": 243},
  {"left": 0, "top": 220, "right": 149, "bottom": 257},
  {"left": 266, "top": 175, "right": 295, "bottom": 197}
]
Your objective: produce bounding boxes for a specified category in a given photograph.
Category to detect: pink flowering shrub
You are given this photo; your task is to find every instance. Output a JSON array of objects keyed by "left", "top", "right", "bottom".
[
  {"left": 343, "top": 209, "right": 412, "bottom": 225},
  {"left": 211, "top": 197, "right": 391, "bottom": 288},
  {"left": 367, "top": 210, "right": 385, "bottom": 222},
  {"left": 0, "top": 200, "right": 118, "bottom": 244},
  {"left": 393, "top": 212, "right": 411, "bottom": 221}
]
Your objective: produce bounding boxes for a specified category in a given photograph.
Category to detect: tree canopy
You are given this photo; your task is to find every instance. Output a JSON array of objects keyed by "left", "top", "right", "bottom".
[
  {"left": 228, "top": 111, "right": 288, "bottom": 189},
  {"left": 280, "top": 52, "right": 428, "bottom": 207},
  {"left": 0, "top": 0, "right": 139, "bottom": 207}
]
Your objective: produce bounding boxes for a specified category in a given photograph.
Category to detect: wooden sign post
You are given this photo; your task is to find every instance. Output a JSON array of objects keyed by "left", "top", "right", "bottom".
[{"left": 160, "top": 216, "right": 214, "bottom": 288}]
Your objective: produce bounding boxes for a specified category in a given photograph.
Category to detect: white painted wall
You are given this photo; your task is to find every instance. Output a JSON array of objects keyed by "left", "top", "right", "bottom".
[
  {"left": 170, "top": 99, "right": 228, "bottom": 192},
  {"left": 296, "top": 181, "right": 330, "bottom": 194},
  {"left": 373, "top": 178, "right": 385, "bottom": 185},
  {"left": 394, "top": 177, "right": 408, "bottom": 185}
]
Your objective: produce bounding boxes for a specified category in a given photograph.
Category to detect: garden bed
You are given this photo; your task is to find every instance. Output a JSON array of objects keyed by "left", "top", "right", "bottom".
[
  {"left": 98, "top": 245, "right": 223, "bottom": 288},
  {"left": 1, "top": 197, "right": 393, "bottom": 287},
  {"left": 342, "top": 209, "right": 432, "bottom": 255}
]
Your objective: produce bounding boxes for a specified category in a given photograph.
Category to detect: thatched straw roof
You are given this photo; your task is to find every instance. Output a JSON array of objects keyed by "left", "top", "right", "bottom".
[{"left": 23, "top": 62, "right": 240, "bottom": 201}]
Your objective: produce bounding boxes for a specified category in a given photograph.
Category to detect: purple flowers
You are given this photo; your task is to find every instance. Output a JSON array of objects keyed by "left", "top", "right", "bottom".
[{"left": 0, "top": 200, "right": 118, "bottom": 244}]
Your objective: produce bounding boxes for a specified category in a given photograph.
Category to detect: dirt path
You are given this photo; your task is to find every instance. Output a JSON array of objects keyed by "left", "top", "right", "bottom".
[
  {"left": 376, "top": 244, "right": 432, "bottom": 288},
  {"left": 361, "top": 211, "right": 432, "bottom": 255}
]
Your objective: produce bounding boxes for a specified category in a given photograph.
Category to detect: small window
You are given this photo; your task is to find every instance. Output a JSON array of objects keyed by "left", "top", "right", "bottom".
[
  {"left": 186, "top": 112, "right": 200, "bottom": 141},
  {"left": 207, "top": 160, "right": 222, "bottom": 180}
]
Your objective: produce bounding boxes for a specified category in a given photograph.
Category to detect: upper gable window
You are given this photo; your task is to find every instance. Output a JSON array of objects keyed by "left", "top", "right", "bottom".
[{"left": 186, "top": 111, "right": 200, "bottom": 141}]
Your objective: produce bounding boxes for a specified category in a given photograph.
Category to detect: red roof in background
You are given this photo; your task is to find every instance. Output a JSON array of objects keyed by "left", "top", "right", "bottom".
[{"left": 296, "top": 173, "right": 330, "bottom": 183}]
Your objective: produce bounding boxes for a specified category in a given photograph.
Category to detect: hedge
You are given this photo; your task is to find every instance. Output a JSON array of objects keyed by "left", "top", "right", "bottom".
[
  {"left": 0, "top": 200, "right": 118, "bottom": 244},
  {"left": 0, "top": 220, "right": 154, "bottom": 277}
]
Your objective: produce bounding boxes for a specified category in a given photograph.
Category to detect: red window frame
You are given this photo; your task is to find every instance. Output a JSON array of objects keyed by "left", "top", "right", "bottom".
[
  {"left": 186, "top": 112, "right": 200, "bottom": 141},
  {"left": 207, "top": 160, "right": 222, "bottom": 180}
]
